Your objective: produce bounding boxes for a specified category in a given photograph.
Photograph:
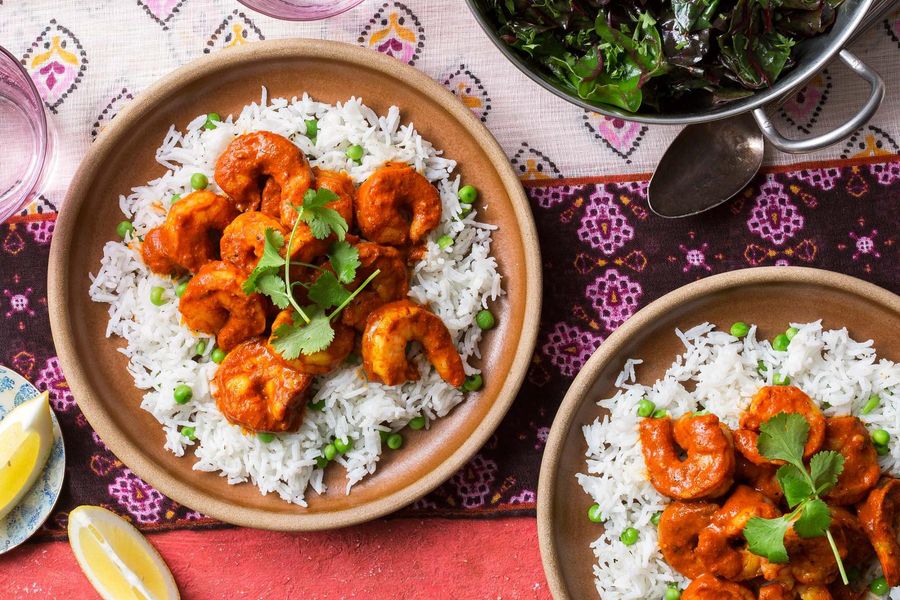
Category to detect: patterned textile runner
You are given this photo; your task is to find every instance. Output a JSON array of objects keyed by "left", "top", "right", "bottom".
[{"left": 1, "top": 155, "right": 897, "bottom": 537}]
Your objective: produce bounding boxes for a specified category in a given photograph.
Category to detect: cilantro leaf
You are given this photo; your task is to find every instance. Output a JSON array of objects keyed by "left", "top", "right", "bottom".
[
  {"left": 744, "top": 515, "right": 791, "bottom": 563},
  {"left": 757, "top": 412, "right": 808, "bottom": 467},
  {"left": 270, "top": 309, "right": 335, "bottom": 359},
  {"left": 810, "top": 450, "right": 845, "bottom": 495},
  {"left": 255, "top": 273, "right": 291, "bottom": 309},
  {"left": 307, "top": 272, "right": 351, "bottom": 310},
  {"left": 297, "top": 188, "right": 347, "bottom": 241},
  {"left": 328, "top": 240, "right": 361, "bottom": 284},
  {"left": 776, "top": 464, "right": 813, "bottom": 508},
  {"left": 242, "top": 228, "right": 285, "bottom": 294},
  {"left": 793, "top": 498, "right": 831, "bottom": 539}
]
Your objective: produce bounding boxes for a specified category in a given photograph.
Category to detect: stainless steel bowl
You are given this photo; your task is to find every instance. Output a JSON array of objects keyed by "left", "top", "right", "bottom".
[{"left": 466, "top": 0, "right": 884, "bottom": 152}]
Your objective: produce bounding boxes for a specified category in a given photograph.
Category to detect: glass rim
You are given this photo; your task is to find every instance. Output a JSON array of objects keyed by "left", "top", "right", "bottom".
[
  {"left": 0, "top": 44, "right": 50, "bottom": 222},
  {"left": 234, "top": 0, "right": 365, "bottom": 21}
]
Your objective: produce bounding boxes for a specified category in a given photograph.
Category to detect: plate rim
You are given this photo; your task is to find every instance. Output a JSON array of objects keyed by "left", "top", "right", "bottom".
[
  {"left": 48, "top": 39, "right": 542, "bottom": 531},
  {"left": 536, "top": 266, "right": 900, "bottom": 600},
  {"left": 0, "top": 365, "right": 66, "bottom": 554}
]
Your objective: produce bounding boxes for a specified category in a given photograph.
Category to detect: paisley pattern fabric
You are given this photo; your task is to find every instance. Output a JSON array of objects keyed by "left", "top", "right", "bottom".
[
  {"left": 0, "top": 1, "right": 898, "bottom": 534},
  {"left": 2, "top": 155, "right": 897, "bottom": 536}
]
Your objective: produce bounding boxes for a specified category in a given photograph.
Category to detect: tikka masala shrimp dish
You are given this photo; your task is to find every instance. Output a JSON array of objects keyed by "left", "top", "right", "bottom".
[
  {"left": 140, "top": 131, "right": 467, "bottom": 434},
  {"left": 640, "top": 384, "right": 900, "bottom": 599}
]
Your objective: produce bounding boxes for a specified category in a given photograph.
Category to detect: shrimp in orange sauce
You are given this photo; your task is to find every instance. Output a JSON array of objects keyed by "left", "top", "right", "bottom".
[
  {"left": 268, "top": 309, "right": 355, "bottom": 375},
  {"left": 682, "top": 574, "right": 755, "bottom": 600},
  {"left": 219, "top": 211, "right": 286, "bottom": 275},
  {"left": 284, "top": 168, "right": 356, "bottom": 264},
  {"left": 212, "top": 338, "right": 312, "bottom": 433},
  {"left": 657, "top": 501, "right": 718, "bottom": 578},
  {"left": 639, "top": 413, "right": 735, "bottom": 500},
  {"left": 733, "top": 386, "right": 825, "bottom": 465},
  {"left": 355, "top": 162, "right": 441, "bottom": 246},
  {"left": 858, "top": 477, "right": 900, "bottom": 586},
  {"left": 361, "top": 299, "right": 464, "bottom": 387},
  {"left": 214, "top": 131, "right": 313, "bottom": 213},
  {"left": 821, "top": 416, "right": 880, "bottom": 505},
  {"left": 340, "top": 242, "right": 409, "bottom": 331},
  {"left": 179, "top": 261, "right": 266, "bottom": 351},
  {"left": 141, "top": 191, "right": 238, "bottom": 274}
]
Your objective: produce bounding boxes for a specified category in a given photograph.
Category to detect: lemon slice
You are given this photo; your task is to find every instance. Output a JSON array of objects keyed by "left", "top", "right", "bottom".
[
  {"left": 68, "top": 505, "right": 180, "bottom": 600},
  {"left": 0, "top": 391, "right": 54, "bottom": 521}
]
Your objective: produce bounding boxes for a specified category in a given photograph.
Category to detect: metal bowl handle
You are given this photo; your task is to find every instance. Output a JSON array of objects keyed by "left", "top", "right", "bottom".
[{"left": 751, "top": 49, "right": 884, "bottom": 154}]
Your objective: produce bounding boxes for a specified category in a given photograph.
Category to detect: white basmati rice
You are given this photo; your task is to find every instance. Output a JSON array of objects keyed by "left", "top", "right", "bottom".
[
  {"left": 89, "top": 91, "right": 502, "bottom": 505},
  {"left": 578, "top": 321, "right": 900, "bottom": 599}
]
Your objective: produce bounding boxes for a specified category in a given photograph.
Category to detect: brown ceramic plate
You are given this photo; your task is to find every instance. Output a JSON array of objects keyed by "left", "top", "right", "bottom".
[
  {"left": 537, "top": 267, "right": 900, "bottom": 599},
  {"left": 48, "top": 40, "right": 541, "bottom": 531}
]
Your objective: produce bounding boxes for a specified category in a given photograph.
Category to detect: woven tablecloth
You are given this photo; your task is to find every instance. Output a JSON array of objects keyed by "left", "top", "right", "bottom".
[{"left": 0, "top": 1, "right": 898, "bottom": 597}]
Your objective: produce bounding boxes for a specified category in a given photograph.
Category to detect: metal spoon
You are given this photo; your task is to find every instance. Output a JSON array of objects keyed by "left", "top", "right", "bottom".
[{"left": 648, "top": 0, "right": 897, "bottom": 218}]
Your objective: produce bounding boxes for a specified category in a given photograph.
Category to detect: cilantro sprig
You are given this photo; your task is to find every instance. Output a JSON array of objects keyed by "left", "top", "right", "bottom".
[
  {"left": 241, "top": 187, "right": 379, "bottom": 358},
  {"left": 742, "top": 412, "right": 847, "bottom": 583}
]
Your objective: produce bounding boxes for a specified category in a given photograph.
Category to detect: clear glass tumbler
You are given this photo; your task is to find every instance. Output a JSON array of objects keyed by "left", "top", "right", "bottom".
[
  {"left": 236, "top": 0, "right": 366, "bottom": 21},
  {"left": 0, "top": 45, "right": 54, "bottom": 224}
]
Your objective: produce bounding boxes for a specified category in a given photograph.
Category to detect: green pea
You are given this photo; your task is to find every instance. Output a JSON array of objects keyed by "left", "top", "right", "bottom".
[
  {"left": 773, "top": 373, "right": 791, "bottom": 386},
  {"left": 191, "top": 173, "right": 208, "bottom": 190},
  {"left": 171, "top": 193, "right": 181, "bottom": 204},
  {"left": 194, "top": 340, "right": 207, "bottom": 356},
  {"left": 173, "top": 384, "right": 193, "bottom": 405},
  {"left": 437, "top": 234, "right": 453, "bottom": 249},
  {"left": 872, "top": 429, "right": 890, "bottom": 447},
  {"left": 309, "top": 399, "right": 326, "bottom": 411},
  {"left": 729, "top": 321, "right": 750, "bottom": 338},
  {"left": 458, "top": 185, "right": 478, "bottom": 204},
  {"left": 379, "top": 430, "right": 391, "bottom": 443},
  {"left": 652, "top": 409, "right": 668, "bottom": 419},
  {"left": 651, "top": 511, "right": 662, "bottom": 526},
  {"left": 637, "top": 399, "right": 655, "bottom": 418},
  {"left": 150, "top": 286, "right": 166, "bottom": 306},
  {"left": 870, "top": 576, "right": 889, "bottom": 595},
  {"left": 180, "top": 426, "right": 196, "bottom": 441},
  {"left": 876, "top": 443, "right": 890, "bottom": 456},
  {"left": 694, "top": 410, "right": 710, "bottom": 416},
  {"left": 346, "top": 144, "right": 364, "bottom": 161},
  {"left": 210, "top": 347, "right": 226, "bottom": 364},
  {"left": 757, "top": 360, "right": 768, "bottom": 375},
  {"left": 587, "top": 503, "right": 604, "bottom": 523},
  {"left": 475, "top": 309, "right": 496, "bottom": 330},
  {"left": 315, "top": 456, "right": 328, "bottom": 469},
  {"left": 386, "top": 433, "right": 403, "bottom": 450},
  {"left": 459, "top": 205, "right": 473, "bottom": 218},
  {"left": 463, "top": 374, "right": 483, "bottom": 392},
  {"left": 408, "top": 416, "right": 426, "bottom": 430},
  {"left": 323, "top": 443, "right": 338, "bottom": 461},
  {"left": 665, "top": 585, "right": 681, "bottom": 600},
  {"left": 305, "top": 119, "right": 318, "bottom": 138},
  {"left": 203, "top": 112, "right": 222, "bottom": 130},
  {"left": 772, "top": 333, "right": 791, "bottom": 352},
  {"left": 620, "top": 527, "right": 639, "bottom": 546},
  {"left": 116, "top": 220, "right": 134, "bottom": 239},
  {"left": 861, "top": 394, "right": 881, "bottom": 415},
  {"left": 334, "top": 437, "right": 352, "bottom": 454},
  {"left": 785, "top": 326, "right": 800, "bottom": 341},
  {"left": 257, "top": 432, "right": 275, "bottom": 443},
  {"left": 175, "top": 280, "right": 189, "bottom": 298}
]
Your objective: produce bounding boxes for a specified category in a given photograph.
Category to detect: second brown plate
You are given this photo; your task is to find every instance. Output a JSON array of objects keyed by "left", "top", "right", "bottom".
[
  {"left": 537, "top": 267, "right": 900, "bottom": 599},
  {"left": 48, "top": 40, "right": 541, "bottom": 530}
]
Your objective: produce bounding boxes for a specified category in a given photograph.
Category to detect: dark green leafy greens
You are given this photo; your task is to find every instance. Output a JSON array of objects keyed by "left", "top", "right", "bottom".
[{"left": 480, "top": 0, "right": 845, "bottom": 112}]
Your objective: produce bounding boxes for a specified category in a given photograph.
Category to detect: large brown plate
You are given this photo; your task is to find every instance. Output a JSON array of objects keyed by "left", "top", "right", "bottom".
[
  {"left": 537, "top": 267, "right": 900, "bottom": 599},
  {"left": 48, "top": 40, "right": 541, "bottom": 531}
]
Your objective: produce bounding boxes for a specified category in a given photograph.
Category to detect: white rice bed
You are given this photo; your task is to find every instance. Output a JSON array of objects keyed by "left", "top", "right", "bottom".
[
  {"left": 577, "top": 321, "right": 900, "bottom": 599},
  {"left": 89, "top": 92, "right": 503, "bottom": 506}
]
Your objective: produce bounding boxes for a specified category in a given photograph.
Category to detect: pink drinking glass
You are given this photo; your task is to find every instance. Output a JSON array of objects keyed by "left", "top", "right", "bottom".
[
  {"left": 0, "top": 45, "right": 54, "bottom": 224},
  {"left": 235, "top": 0, "right": 366, "bottom": 21}
]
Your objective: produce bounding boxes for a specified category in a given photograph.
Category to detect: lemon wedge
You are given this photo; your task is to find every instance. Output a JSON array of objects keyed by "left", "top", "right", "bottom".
[
  {"left": 0, "top": 390, "right": 54, "bottom": 520},
  {"left": 68, "top": 505, "right": 180, "bottom": 600}
]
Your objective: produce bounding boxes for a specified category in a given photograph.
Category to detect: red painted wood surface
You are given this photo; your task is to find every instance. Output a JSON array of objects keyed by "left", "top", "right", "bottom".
[{"left": 0, "top": 517, "right": 550, "bottom": 599}]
